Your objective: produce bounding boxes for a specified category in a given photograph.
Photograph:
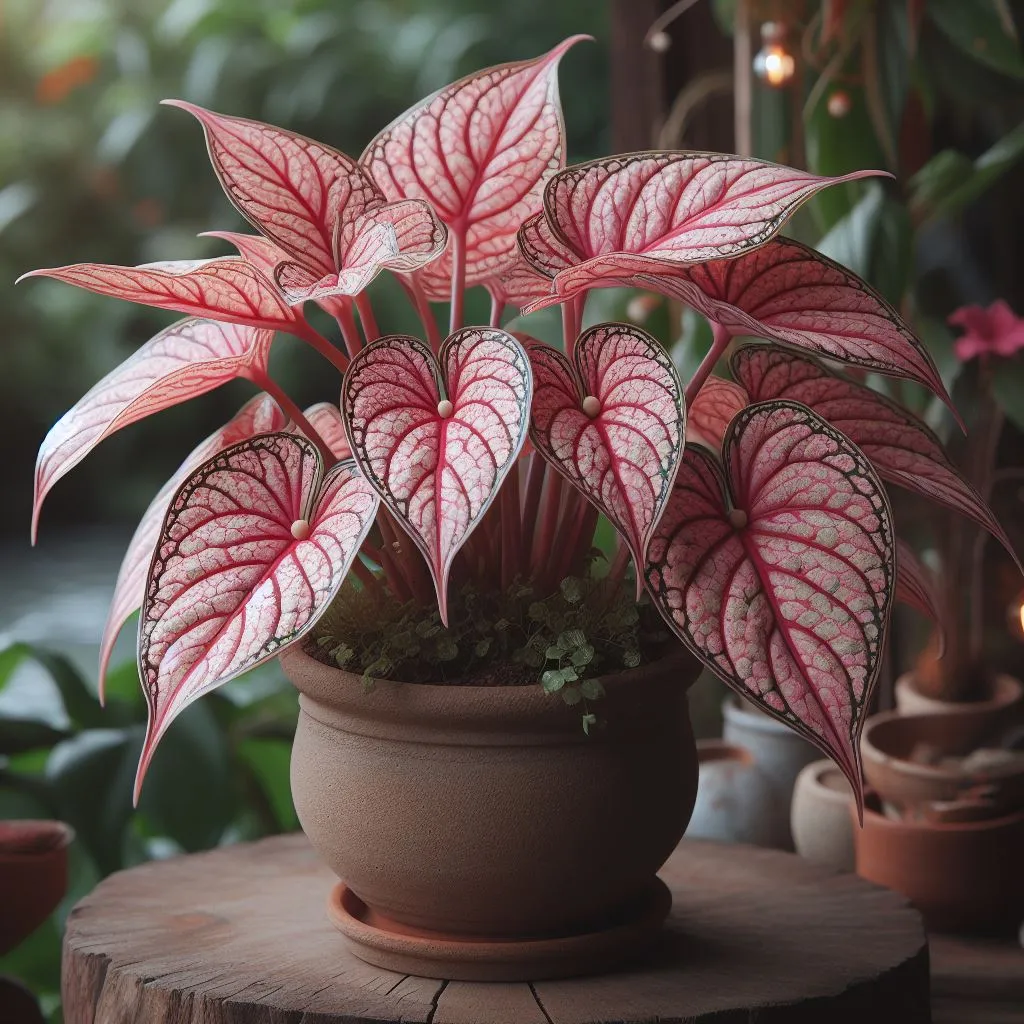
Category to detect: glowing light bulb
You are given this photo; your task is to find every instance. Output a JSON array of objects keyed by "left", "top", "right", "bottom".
[
  {"left": 1006, "top": 591, "right": 1024, "bottom": 640},
  {"left": 753, "top": 22, "right": 796, "bottom": 88}
]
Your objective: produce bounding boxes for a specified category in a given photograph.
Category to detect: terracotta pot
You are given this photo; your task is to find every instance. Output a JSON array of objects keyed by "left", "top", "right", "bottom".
[
  {"left": 894, "top": 672, "right": 1023, "bottom": 733},
  {"left": 862, "top": 709, "right": 1024, "bottom": 814},
  {"left": 0, "top": 820, "right": 74, "bottom": 955},
  {"left": 721, "top": 696, "right": 818, "bottom": 849},
  {"left": 853, "top": 793, "right": 1024, "bottom": 935},
  {"left": 283, "top": 646, "right": 701, "bottom": 948},
  {"left": 790, "top": 760, "right": 855, "bottom": 872},
  {"left": 687, "top": 740, "right": 777, "bottom": 847}
]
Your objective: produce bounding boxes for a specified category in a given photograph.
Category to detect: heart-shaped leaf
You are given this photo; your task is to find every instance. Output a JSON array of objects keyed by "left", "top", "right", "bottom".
[
  {"left": 486, "top": 249, "right": 556, "bottom": 310},
  {"left": 201, "top": 230, "right": 290, "bottom": 279},
  {"left": 646, "top": 401, "right": 895, "bottom": 810},
  {"left": 99, "top": 392, "right": 290, "bottom": 695},
  {"left": 732, "top": 343, "right": 1016, "bottom": 565},
  {"left": 526, "top": 236, "right": 952, "bottom": 408},
  {"left": 19, "top": 258, "right": 307, "bottom": 337},
  {"left": 275, "top": 199, "right": 446, "bottom": 303},
  {"left": 137, "top": 433, "right": 379, "bottom": 795},
  {"left": 343, "top": 329, "right": 532, "bottom": 622},
  {"left": 527, "top": 324, "right": 685, "bottom": 587},
  {"left": 517, "top": 211, "right": 578, "bottom": 280},
  {"left": 362, "top": 36, "right": 585, "bottom": 296},
  {"left": 688, "top": 377, "right": 748, "bottom": 448},
  {"left": 528, "top": 153, "right": 881, "bottom": 291},
  {"left": 32, "top": 318, "right": 274, "bottom": 541},
  {"left": 895, "top": 538, "right": 944, "bottom": 651},
  {"left": 303, "top": 402, "right": 351, "bottom": 460},
  {"left": 165, "top": 101, "right": 383, "bottom": 279}
]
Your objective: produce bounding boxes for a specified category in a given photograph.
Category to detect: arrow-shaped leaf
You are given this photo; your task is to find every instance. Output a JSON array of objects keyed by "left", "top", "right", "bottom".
[
  {"left": 137, "top": 433, "right": 379, "bottom": 795},
  {"left": 646, "top": 401, "right": 896, "bottom": 812},
  {"left": 732, "top": 343, "right": 1015, "bottom": 565},
  {"left": 362, "top": 36, "right": 585, "bottom": 296},
  {"left": 688, "top": 377, "right": 748, "bottom": 448},
  {"left": 32, "top": 318, "right": 274, "bottom": 541},
  {"left": 527, "top": 236, "right": 952, "bottom": 408},
  {"left": 343, "top": 329, "right": 532, "bottom": 622},
  {"left": 274, "top": 198, "right": 446, "bottom": 303},
  {"left": 99, "top": 392, "right": 290, "bottom": 695},
  {"left": 529, "top": 153, "right": 881, "bottom": 292},
  {"left": 527, "top": 324, "right": 685, "bottom": 588},
  {"left": 201, "top": 230, "right": 290, "bottom": 279},
  {"left": 19, "top": 257, "right": 307, "bottom": 336},
  {"left": 165, "top": 101, "right": 383, "bottom": 278}
]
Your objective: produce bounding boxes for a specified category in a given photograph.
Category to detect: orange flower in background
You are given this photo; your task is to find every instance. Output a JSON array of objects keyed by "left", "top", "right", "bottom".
[
  {"left": 36, "top": 55, "right": 99, "bottom": 105},
  {"left": 949, "top": 300, "right": 1024, "bottom": 362}
]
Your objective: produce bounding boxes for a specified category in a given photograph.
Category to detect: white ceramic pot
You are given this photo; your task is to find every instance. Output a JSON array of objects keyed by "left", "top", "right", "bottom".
[
  {"left": 790, "top": 760, "right": 855, "bottom": 872},
  {"left": 722, "top": 697, "right": 819, "bottom": 849},
  {"left": 686, "top": 740, "right": 777, "bottom": 847}
]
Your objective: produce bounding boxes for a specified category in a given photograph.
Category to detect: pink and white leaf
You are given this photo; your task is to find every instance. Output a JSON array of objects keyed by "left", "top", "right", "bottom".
[
  {"left": 527, "top": 324, "right": 685, "bottom": 588},
  {"left": 32, "top": 318, "right": 274, "bottom": 541},
  {"left": 362, "top": 37, "right": 585, "bottom": 293},
  {"left": 303, "top": 402, "right": 351, "bottom": 459},
  {"left": 517, "top": 211, "right": 577, "bottom": 282},
  {"left": 537, "top": 153, "right": 881, "bottom": 288},
  {"left": 646, "top": 401, "right": 895, "bottom": 812},
  {"left": 895, "top": 538, "right": 945, "bottom": 653},
  {"left": 19, "top": 258, "right": 305, "bottom": 335},
  {"left": 486, "top": 248, "right": 557, "bottom": 308},
  {"left": 200, "top": 230, "right": 292, "bottom": 280},
  {"left": 275, "top": 199, "right": 446, "bottom": 303},
  {"left": 165, "top": 101, "right": 383, "bottom": 278},
  {"left": 342, "top": 329, "right": 532, "bottom": 623},
  {"left": 137, "top": 433, "right": 379, "bottom": 796},
  {"left": 732, "top": 343, "right": 1015, "bottom": 565},
  {"left": 688, "top": 377, "right": 748, "bottom": 449},
  {"left": 99, "top": 392, "right": 289, "bottom": 695}
]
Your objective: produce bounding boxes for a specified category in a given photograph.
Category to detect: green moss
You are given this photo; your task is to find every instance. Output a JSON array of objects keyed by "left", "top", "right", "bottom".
[{"left": 308, "top": 575, "right": 673, "bottom": 718}]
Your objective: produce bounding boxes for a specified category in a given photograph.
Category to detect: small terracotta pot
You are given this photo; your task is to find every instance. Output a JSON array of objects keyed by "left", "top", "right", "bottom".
[
  {"left": 0, "top": 820, "right": 74, "bottom": 955},
  {"left": 862, "top": 709, "right": 1024, "bottom": 814},
  {"left": 790, "top": 760, "right": 855, "bottom": 872},
  {"left": 853, "top": 793, "right": 1024, "bottom": 935},
  {"left": 687, "top": 740, "right": 777, "bottom": 847},
  {"left": 894, "top": 672, "right": 1023, "bottom": 733},
  {"left": 283, "top": 647, "right": 701, "bottom": 951},
  {"left": 721, "top": 697, "right": 818, "bottom": 849}
]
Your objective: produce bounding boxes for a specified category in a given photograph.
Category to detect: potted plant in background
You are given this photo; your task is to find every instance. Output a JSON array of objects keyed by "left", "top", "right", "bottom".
[{"left": 18, "top": 34, "right": 1014, "bottom": 975}]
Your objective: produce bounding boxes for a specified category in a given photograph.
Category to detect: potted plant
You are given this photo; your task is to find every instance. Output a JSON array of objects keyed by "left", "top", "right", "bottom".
[{"left": 18, "top": 37, "right": 1011, "bottom": 977}]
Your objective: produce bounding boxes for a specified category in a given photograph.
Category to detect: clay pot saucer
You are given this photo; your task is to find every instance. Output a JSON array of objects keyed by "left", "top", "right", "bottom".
[
  {"left": 326, "top": 878, "right": 672, "bottom": 982},
  {"left": 0, "top": 820, "right": 74, "bottom": 955}
]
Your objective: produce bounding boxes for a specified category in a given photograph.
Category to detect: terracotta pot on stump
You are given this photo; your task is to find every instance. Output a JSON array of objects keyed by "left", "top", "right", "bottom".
[{"left": 282, "top": 646, "right": 702, "bottom": 981}]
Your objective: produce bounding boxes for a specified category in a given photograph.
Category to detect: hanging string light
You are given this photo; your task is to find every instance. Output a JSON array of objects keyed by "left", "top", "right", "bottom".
[{"left": 753, "top": 21, "right": 796, "bottom": 87}]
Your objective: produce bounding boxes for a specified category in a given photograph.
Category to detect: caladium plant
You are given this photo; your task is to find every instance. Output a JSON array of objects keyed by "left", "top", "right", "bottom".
[{"left": 19, "top": 38, "right": 1015, "bottom": 811}]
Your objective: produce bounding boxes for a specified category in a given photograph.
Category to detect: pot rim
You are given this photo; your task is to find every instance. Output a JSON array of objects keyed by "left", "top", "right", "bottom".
[
  {"left": 281, "top": 643, "right": 701, "bottom": 733},
  {"left": 0, "top": 820, "right": 74, "bottom": 860},
  {"left": 895, "top": 672, "right": 1022, "bottom": 714},
  {"left": 861, "top": 709, "right": 1024, "bottom": 784},
  {"left": 796, "top": 759, "right": 853, "bottom": 804},
  {"left": 857, "top": 800, "right": 1024, "bottom": 834}
]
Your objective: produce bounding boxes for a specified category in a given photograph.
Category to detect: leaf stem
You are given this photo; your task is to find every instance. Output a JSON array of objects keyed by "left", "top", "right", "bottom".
[
  {"left": 335, "top": 301, "right": 364, "bottom": 357},
  {"left": 562, "top": 299, "right": 580, "bottom": 358},
  {"left": 490, "top": 291, "right": 504, "bottom": 329},
  {"left": 248, "top": 371, "right": 333, "bottom": 463},
  {"left": 685, "top": 321, "right": 732, "bottom": 405},
  {"left": 355, "top": 293, "right": 380, "bottom": 344},
  {"left": 294, "top": 319, "right": 350, "bottom": 374},
  {"left": 404, "top": 277, "right": 442, "bottom": 352},
  {"left": 450, "top": 227, "right": 467, "bottom": 335},
  {"left": 521, "top": 452, "right": 547, "bottom": 558}
]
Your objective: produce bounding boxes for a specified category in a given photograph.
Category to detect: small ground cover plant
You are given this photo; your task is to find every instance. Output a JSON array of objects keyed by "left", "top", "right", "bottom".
[{"left": 20, "top": 37, "right": 1016, "bottom": 813}]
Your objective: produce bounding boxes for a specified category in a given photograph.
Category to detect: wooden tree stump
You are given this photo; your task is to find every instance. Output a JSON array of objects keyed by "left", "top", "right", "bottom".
[{"left": 62, "top": 834, "right": 929, "bottom": 1023}]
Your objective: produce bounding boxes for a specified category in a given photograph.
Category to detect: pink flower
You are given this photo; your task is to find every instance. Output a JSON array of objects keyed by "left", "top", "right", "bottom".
[{"left": 948, "top": 300, "right": 1024, "bottom": 361}]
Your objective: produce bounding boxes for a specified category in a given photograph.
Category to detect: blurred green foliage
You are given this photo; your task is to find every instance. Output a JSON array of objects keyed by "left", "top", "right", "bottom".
[
  {"left": 0, "top": 0, "right": 609, "bottom": 536},
  {"left": 0, "top": 639, "right": 301, "bottom": 1018}
]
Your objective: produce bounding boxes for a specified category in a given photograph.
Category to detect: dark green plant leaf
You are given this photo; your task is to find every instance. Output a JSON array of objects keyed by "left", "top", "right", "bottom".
[
  {"left": 580, "top": 678, "right": 604, "bottom": 701},
  {"left": 929, "top": 0, "right": 1024, "bottom": 79},
  {"left": 236, "top": 737, "right": 298, "bottom": 832}
]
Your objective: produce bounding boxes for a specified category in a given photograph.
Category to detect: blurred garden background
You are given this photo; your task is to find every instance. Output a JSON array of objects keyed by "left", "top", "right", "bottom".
[{"left": 4, "top": 0, "right": 1024, "bottom": 1018}]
